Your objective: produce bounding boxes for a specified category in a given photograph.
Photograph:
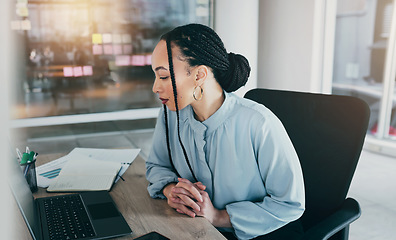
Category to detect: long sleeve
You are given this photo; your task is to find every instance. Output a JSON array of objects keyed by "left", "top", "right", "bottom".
[
  {"left": 145, "top": 108, "right": 178, "bottom": 199},
  {"left": 224, "top": 111, "right": 305, "bottom": 239}
]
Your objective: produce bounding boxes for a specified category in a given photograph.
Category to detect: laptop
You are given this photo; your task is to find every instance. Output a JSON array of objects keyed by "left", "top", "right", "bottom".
[{"left": 9, "top": 152, "right": 132, "bottom": 240}]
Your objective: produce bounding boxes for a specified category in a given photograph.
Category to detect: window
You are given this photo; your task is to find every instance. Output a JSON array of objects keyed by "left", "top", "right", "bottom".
[
  {"left": 10, "top": 0, "right": 212, "bottom": 125},
  {"left": 332, "top": 0, "right": 396, "bottom": 152}
]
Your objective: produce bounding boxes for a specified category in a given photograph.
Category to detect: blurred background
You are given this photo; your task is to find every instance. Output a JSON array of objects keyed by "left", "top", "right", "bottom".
[
  {"left": 6, "top": 0, "right": 396, "bottom": 157},
  {"left": 10, "top": 0, "right": 212, "bottom": 120}
]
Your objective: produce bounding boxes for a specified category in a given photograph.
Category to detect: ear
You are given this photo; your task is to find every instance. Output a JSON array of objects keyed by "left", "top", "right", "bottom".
[{"left": 195, "top": 65, "right": 208, "bottom": 85}]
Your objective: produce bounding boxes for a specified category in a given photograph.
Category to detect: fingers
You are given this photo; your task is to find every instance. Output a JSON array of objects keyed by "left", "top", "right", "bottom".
[
  {"left": 177, "top": 178, "right": 204, "bottom": 202},
  {"left": 169, "top": 198, "right": 196, "bottom": 218},
  {"left": 167, "top": 196, "right": 196, "bottom": 218},
  {"left": 171, "top": 185, "right": 195, "bottom": 198},
  {"left": 199, "top": 189, "right": 209, "bottom": 198},
  {"left": 178, "top": 178, "right": 206, "bottom": 191},
  {"left": 166, "top": 178, "right": 209, "bottom": 218},
  {"left": 170, "top": 196, "right": 199, "bottom": 211},
  {"left": 176, "top": 206, "right": 196, "bottom": 217},
  {"left": 195, "top": 182, "right": 206, "bottom": 190},
  {"left": 171, "top": 188, "right": 201, "bottom": 212}
]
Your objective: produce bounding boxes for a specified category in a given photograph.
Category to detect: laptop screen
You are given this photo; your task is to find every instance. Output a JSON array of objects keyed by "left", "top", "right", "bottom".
[{"left": 8, "top": 152, "right": 41, "bottom": 240}]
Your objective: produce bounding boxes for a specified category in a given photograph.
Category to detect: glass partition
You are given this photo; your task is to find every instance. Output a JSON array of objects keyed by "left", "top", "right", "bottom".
[
  {"left": 10, "top": 0, "right": 212, "bottom": 121},
  {"left": 332, "top": 0, "right": 396, "bottom": 142}
]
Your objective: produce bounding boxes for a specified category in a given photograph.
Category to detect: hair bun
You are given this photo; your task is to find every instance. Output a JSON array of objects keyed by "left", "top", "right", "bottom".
[{"left": 219, "top": 52, "right": 251, "bottom": 92}]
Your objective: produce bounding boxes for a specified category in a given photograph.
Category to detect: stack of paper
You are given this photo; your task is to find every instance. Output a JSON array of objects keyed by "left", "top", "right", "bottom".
[
  {"left": 47, "top": 156, "right": 121, "bottom": 192},
  {"left": 37, "top": 148, "right": 140, "bottom": 191}
]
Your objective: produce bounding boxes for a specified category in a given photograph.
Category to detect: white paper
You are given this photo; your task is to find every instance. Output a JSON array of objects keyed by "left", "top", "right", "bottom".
[
  {"left": 36, "top": 155, "right": 69, "bottom": 188},
  {"left": 36, "top": 148, "right": 140, "bottom": 188},
  {"left": 68, "top": 148, "right": 140, "bottom": 182},
  {"left": 48, "top": 175, "right": 116, "bottom": 191},
  {"left": 68, "top": 148, "right": 140, "bottom": 164},
  {"left": 47, "top": 156, "right": 122, "bottom": 192}
]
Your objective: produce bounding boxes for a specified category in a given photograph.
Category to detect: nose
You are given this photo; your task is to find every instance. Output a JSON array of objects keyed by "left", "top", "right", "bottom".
[{"left": 152, "top": 77, "right": 160, "bottom": 93}]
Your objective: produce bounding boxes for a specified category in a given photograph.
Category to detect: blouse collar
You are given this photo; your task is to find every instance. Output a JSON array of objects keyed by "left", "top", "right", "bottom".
[{"left": 182, "top": 91, "right": 235, "bottom": 136}]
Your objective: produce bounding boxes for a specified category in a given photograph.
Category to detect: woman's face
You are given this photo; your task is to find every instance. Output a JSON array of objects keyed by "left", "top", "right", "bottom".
[{"left": 151, "top": 40, "right": 196, "bottom": 111}]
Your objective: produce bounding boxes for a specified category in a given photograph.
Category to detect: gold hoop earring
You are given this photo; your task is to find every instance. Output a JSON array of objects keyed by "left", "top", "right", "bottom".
[{"left": 193, "top": 86, "right": 203, "bottom": 101}]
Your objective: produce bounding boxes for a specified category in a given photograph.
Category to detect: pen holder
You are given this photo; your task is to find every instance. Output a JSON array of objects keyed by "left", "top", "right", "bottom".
[{"left": 24, "top": 161, "right": 38, "bottom": 193}]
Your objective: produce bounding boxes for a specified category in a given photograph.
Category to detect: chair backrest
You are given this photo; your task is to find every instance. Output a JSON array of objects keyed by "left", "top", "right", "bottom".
[{"left": 244, "top": 88, "right": 370, "bottom": 230}]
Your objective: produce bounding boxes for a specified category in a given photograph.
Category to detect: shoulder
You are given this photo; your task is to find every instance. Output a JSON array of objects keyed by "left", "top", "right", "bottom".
[
  {"left": 226, "top": 93, "right": 287, "bottom": 139},
  {"left": 227, "top": 92, "right": 277, "bottom": 123}
]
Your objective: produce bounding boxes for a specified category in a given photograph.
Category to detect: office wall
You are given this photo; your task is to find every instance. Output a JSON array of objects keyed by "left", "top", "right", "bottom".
[
  {"left": 214, "top": 0, "right": 259, "bottom": 97},
  {"left": 257, "top": 0, "right": 316, "bottom": 92},
  {"left": 215, "top": 0, "right": 318, "bottom": 93}
]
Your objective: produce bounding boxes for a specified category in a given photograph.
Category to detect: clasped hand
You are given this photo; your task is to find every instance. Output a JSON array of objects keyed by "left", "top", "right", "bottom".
[{"left": 164, "top": 178, "right": 219, "bottom": 224}]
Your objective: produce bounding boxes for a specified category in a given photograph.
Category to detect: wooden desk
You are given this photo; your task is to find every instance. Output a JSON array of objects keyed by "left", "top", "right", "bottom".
[{"left": 12, "top": 153, "right": 226, "bottom": 240}]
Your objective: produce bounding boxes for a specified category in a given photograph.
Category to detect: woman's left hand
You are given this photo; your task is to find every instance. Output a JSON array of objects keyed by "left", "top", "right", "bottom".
[
  {"left": 194, "top": 190, "right": 232, "bottom": 228},
  {"left": 194, "top": 190, "right": 218, "bottom": 223},
  {"left": 169, "top": 178, "right": 205, "bottom": 217},
  {"left": 171, "top": 179, "right": 232, "bottom": 228}
]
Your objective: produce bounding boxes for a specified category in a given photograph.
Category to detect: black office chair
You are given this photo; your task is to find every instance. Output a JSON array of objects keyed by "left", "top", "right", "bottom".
[{"left": 244, "top": 88, "right": 370, "bottom": 240}]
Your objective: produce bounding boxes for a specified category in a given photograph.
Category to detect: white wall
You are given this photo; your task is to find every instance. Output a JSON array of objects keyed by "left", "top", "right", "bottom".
[
  {"left": 214, "top": 0, "right": 323, "bottom": 93},
  {"left": 214, "top": 0, "right": 259, "bottom": 97},
  {"left": 257, "top": 0, "right": 316, "bottom": 92}
]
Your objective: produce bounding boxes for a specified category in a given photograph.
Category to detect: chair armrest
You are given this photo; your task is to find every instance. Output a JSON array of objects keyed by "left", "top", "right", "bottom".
[{"left": 303, "top": 198, "right": 361, "bottom": 240}]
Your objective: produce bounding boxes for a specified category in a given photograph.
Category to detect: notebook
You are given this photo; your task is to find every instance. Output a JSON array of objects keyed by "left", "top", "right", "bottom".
[
  {"left": 47, "top": 155, "right": 122, "bottom": 192},
  {"left": 9, "top": 153, "right": 132, "bottom": 240}
]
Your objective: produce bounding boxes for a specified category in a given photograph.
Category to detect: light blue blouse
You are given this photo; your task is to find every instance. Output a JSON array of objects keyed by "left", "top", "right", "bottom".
[{"left": 145, "top": 92, "right": 305, "bottom": 240}]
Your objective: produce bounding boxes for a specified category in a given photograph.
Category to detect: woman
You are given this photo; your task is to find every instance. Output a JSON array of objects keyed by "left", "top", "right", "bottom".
[{"left": 145, "top": 23, "right": 305, "bottom": 240}]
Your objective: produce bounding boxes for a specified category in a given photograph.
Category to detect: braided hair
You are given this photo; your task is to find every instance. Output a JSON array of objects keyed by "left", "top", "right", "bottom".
[{"left": 161, "top": 23, "right": 251, "bottom": 182}]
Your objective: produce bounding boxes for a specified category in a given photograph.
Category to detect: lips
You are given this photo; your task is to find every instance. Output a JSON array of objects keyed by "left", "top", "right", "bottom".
[{"left": 159, "top": 98, "right": 168, "bottom": 104}]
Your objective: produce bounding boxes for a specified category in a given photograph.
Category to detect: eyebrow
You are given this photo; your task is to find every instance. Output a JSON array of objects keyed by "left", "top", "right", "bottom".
[{"left": 154, "top": 66, "right": 168, "bottom": 72}]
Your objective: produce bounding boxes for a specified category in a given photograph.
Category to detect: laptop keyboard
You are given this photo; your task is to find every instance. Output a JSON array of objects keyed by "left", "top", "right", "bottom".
[{"left": 43, "top": 195, "right": 96, "bottom": 240}]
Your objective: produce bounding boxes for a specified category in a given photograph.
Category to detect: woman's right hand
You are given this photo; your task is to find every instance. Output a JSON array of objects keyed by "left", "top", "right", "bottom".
[{"left": 162, "top": 178, "right": 206, "bottom": 217}]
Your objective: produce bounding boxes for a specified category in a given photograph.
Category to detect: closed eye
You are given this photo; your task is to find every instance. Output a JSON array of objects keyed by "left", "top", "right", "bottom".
[{"left": 160, "top": 76, "right": 169, "bottom": 80}]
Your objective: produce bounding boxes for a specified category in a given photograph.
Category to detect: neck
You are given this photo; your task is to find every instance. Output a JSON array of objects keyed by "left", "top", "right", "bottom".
[{"left": 191, "top": 82, "right": 224, "bottom": 122}]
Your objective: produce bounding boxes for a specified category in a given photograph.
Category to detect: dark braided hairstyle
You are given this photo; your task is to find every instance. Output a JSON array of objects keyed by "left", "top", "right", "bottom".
[{"left": 161, "top": 23, "right": 251, "bottom": 182}]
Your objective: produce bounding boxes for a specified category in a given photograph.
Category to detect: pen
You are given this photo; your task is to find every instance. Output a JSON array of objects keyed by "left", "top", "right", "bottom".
[
  {"left": 24, "top": 164, "right": 30, "bottom": 176},
  {"left": 118, "top": 175, "right": 125, "bottom": 181},
  {"left": 24, "top": 154, "right": 37, "bottom": 176},
  {"left": 16, "top": 148, "right": 22, "bottom": 160}
]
